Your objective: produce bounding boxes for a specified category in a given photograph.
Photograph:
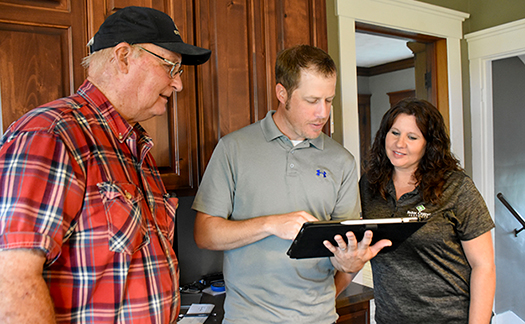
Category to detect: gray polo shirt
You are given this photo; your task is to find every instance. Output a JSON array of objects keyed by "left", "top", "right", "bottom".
[{"left": 193, "top": 111, "right": 360, "bottom": 324}]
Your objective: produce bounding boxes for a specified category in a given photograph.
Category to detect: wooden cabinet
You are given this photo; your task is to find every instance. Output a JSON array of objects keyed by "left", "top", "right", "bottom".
[
  {"left": 194, "top": 0, "right": 328, "bottom": 184},
  {"left": 0, "top": 0, "right": 327, "bottom": 195},
  {"left": 336, "top": 283, "right": 374, "bottom": 324},
  {"left": 0, "top": 0, "right": 87, "bottom": 131}
]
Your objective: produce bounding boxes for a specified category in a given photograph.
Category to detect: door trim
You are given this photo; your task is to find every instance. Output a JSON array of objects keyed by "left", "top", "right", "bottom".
[
  {"left": 333, "top": 0, "right": 469, "bottom": 173},
  {"left": 466, "top": 18, "right": 525, "bottom": 220}
]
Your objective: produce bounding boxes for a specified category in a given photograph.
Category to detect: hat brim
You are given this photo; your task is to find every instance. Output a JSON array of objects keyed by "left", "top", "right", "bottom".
[{"left": 155, "top": 42, "right": 211, "bottom": 66}]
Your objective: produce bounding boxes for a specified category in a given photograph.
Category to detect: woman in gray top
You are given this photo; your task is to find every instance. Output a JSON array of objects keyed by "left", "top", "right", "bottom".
[{"left": 360, "top": 98, "right": 495, "bottom": 324}]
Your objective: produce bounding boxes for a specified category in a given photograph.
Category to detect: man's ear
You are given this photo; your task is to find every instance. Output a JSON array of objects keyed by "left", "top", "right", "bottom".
[
  {"left": 113, "top": 43, "right": 133, "bottom": 74},
  {"left": 275, "top": 83, "right": 288, "bottom": 105}
]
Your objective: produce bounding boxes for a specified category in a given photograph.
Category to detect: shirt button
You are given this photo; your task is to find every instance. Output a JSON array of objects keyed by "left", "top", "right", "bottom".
[{"left": 290, "top": 163, "right": 295, "bottom": 168}]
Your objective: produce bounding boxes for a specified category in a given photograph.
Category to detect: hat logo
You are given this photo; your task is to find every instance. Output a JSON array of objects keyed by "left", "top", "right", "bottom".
[{"left": 173, "top": 24, "right": 180, "bottom": 36}]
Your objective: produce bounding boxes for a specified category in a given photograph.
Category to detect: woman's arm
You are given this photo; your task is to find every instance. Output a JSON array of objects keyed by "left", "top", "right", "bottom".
[
  {"left": 334, "top": 271, "right": 357, "bottom": 297},
  {"left": 461, "top": 231, "right": 496, "bottom": 324}
]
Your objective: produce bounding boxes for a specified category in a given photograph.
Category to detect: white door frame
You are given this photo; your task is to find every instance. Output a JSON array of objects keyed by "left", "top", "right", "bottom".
[
  {"left": 334, "top": 0, "right": 469, "bottom": 171},
  {"left": 466, "top": 18, "right": 525, "bottom": 220},
  {"left": 465, "top": 19, "right": 525, "bottom": 324}
]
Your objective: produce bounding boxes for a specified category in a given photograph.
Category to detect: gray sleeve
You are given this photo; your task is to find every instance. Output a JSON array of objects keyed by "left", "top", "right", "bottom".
[
  {"left": 331, "top": 151, "right": 361, "bottom": 221},
  {"left": 455, "top": 175, "right": 495, "bottom": 240},
  {"left": 191, "top": 139, "right": 234, "bottom": 219}
]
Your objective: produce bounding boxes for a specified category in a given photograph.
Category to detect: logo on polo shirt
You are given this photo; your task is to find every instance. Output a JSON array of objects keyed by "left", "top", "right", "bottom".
[
  {"left": 407, "top": 205, "right": 431, "bottom": 220},
  {"left": 316, "top": 169, "right": 327, "bottom": 177}
]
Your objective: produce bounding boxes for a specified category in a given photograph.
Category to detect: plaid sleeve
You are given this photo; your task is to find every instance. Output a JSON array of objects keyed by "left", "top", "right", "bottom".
[{"left": 0, "top": 130, "right": 83, "bottom": 264}]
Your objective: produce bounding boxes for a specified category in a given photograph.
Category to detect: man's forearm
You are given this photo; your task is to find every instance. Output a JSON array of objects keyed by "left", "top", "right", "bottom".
[
  {"left": 194, "top": 211, "right": 319, "bottom": 251},
  {"left": 0, "top": 276, "right": 56, "bottom": 323},
  {"left": 0, "top": 250, "right": 56, "bottom": 324}
]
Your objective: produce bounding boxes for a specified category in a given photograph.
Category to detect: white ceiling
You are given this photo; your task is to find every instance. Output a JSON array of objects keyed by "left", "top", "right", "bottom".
[{"left": 355, "top": 32, "right": 414, "bottom": 68}]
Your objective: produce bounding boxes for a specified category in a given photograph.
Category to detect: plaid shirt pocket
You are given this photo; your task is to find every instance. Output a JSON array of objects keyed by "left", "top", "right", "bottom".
[{"left": 98, "top": 182, "right": 150, "bottom": 254}]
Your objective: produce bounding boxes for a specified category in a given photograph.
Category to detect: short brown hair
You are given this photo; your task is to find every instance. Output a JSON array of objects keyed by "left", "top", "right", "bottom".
[{"left": 275, "top": 45, "right": 336, "bottom": 95}]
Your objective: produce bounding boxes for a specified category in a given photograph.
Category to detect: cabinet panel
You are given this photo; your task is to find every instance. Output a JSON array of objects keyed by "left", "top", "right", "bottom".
[
  {"left": 86, "top": 1, "right": 200, "bottom": 194},
  {"left": 0, "top": 24, "right": 64, "bottom": 131},
  {"left": 196, "top": 0, "right": 328, "bottom": 175},
  {"left": 0, "top": 0, "right": 328, "bottom": 193},
  {"left": 0, "top": 0, "right": 87, "bottom": 132},
  {"left": 195, "top": 0, "right": 262, "bottom": 173}
]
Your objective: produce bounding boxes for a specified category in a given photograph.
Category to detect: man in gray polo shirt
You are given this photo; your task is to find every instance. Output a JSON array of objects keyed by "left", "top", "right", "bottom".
[{"left": 192, "top": 45, "right": 390, "bottom": 323}]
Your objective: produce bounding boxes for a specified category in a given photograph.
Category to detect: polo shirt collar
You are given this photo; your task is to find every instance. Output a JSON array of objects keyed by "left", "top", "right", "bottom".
[
  {"left": 260, "top": 110, "right": 324, "bottom": 150},
  {"left": 386, "top": 178, "right": 420, "bottom": 201}
]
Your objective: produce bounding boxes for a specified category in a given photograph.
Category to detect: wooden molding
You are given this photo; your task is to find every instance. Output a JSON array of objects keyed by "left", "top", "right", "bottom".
[{"left": 357, "top": 57, "right": 414, "bottom": 77}]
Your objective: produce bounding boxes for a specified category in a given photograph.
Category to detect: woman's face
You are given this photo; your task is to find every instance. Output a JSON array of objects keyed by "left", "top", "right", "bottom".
[{"left": 385, "top": 113, "right": 427, "bottom": 174}]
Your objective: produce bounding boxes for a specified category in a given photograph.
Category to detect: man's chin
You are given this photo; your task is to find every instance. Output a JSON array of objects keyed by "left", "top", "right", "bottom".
[{"left": 305, "top": 131, "right": 323, "bottom": 140}]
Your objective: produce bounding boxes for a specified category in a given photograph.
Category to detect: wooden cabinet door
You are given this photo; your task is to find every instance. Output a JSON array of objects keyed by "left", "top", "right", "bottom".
[
  {"left": 0, "top": 0, "right": 87, "bottom": 133},
  {"left": 87, "top": 1, "right": 201, "bottom": 195},
  {"left": 195, "top": 0, "right": 328, "bottom": 175},
  {"left": 0, "top": 0, "right": 200, "bottom": 194},
  {"left": 0, "top": 0, "right": 328, "bottom": 194}
]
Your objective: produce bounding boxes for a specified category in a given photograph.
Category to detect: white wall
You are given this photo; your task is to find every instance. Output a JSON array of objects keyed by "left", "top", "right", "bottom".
[
  {"left": 369, "top": 68, "right": 415, "bottom": 139},
  {"left": 358, "top": 68, "right": 415, "bottom": 141}
]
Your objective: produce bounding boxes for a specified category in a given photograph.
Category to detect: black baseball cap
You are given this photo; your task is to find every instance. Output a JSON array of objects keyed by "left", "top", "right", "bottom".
[{"left": 89, "top": 6, "right": 211, "bottom": 65}]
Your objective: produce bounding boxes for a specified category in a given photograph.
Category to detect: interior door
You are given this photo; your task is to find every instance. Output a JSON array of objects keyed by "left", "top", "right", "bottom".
[
  {"left": 492, "top": 56, "right": 525, "bottom": 324},
  {"left": 356, "top": 22, "right": 450, "bottom": 132}
]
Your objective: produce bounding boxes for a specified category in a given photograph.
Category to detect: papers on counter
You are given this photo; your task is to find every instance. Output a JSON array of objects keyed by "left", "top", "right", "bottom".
[{"left": 178, "top": 303, "right": 215, "bottom": 323}]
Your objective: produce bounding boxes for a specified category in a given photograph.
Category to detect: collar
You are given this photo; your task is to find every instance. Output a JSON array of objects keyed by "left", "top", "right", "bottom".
[
  {"left": 260, "top": 110, "right": 325, "bottom": 150},
  {"left": 77, "top": 80, "right": 134, "bottom": 143},
  {"left": 386, "top": 179, "right": 420, "bottom": 200}
]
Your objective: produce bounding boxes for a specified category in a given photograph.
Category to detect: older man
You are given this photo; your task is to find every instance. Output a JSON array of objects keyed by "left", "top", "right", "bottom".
[{"left": 0, "top": 6, "right": 210, "bottom": 323}]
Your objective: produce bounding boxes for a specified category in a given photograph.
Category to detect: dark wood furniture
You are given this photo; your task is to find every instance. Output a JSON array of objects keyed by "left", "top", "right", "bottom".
[
  {"left": 336, "top": 282, "right": 374, "bottom": 324},
  {"left": 0, "top": 0, "right": 328, "bottom": 195},
  {"left": 387, "top": 89, "right": 416, "bottom": 107}
]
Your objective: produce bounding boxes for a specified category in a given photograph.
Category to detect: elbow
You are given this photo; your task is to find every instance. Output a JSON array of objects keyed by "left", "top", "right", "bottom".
[
  {"left": 193, "top": 230, "right": 212, "bottom": 250},
  {"left": 193, "top": 218, "right": 220, "bottom": 251}
]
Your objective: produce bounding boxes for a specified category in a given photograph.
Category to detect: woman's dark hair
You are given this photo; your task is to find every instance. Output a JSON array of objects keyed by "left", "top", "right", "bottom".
[{"left": 364, "top": 98, "right": 462, "bottom": 204}]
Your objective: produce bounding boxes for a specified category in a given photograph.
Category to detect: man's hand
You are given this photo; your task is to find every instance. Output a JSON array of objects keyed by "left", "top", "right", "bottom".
[
  {"left": 323, "top": 230, "right": 392, "bottom": 273},
  {"left": 194, "top": 211, "right": 318, "bottom": 251},
  {"left": 267, "top": 211, "right": 319, "bottom": 240}
]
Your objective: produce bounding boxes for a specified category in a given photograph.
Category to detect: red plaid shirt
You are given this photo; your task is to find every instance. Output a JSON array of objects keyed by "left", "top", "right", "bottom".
[{"left": 0, "top": 80, "right": 180, "bottom": 323}]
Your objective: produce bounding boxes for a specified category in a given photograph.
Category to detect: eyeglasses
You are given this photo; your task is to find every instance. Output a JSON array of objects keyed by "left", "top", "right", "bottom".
[{"left": 136, "top": 46, "right": 183, "bottom": 78}]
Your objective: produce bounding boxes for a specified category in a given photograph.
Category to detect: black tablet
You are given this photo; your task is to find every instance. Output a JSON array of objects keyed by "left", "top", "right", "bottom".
[{"left": 287, "top": 217, "right": 426, "bottom": 259}]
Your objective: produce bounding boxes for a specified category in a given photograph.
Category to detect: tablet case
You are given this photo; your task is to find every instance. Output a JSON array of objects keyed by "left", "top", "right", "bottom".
[{"left": 287, "top": 217, "right": 426, "bottom": 259}]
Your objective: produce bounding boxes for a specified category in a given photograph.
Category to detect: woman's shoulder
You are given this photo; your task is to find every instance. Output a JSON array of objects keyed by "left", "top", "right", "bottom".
[
  {"left": 442, "top": 170, "right": 481, "bottom": 199},
  {"left": 443, "top": 170, "right": 473, "bottom": 185}
]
